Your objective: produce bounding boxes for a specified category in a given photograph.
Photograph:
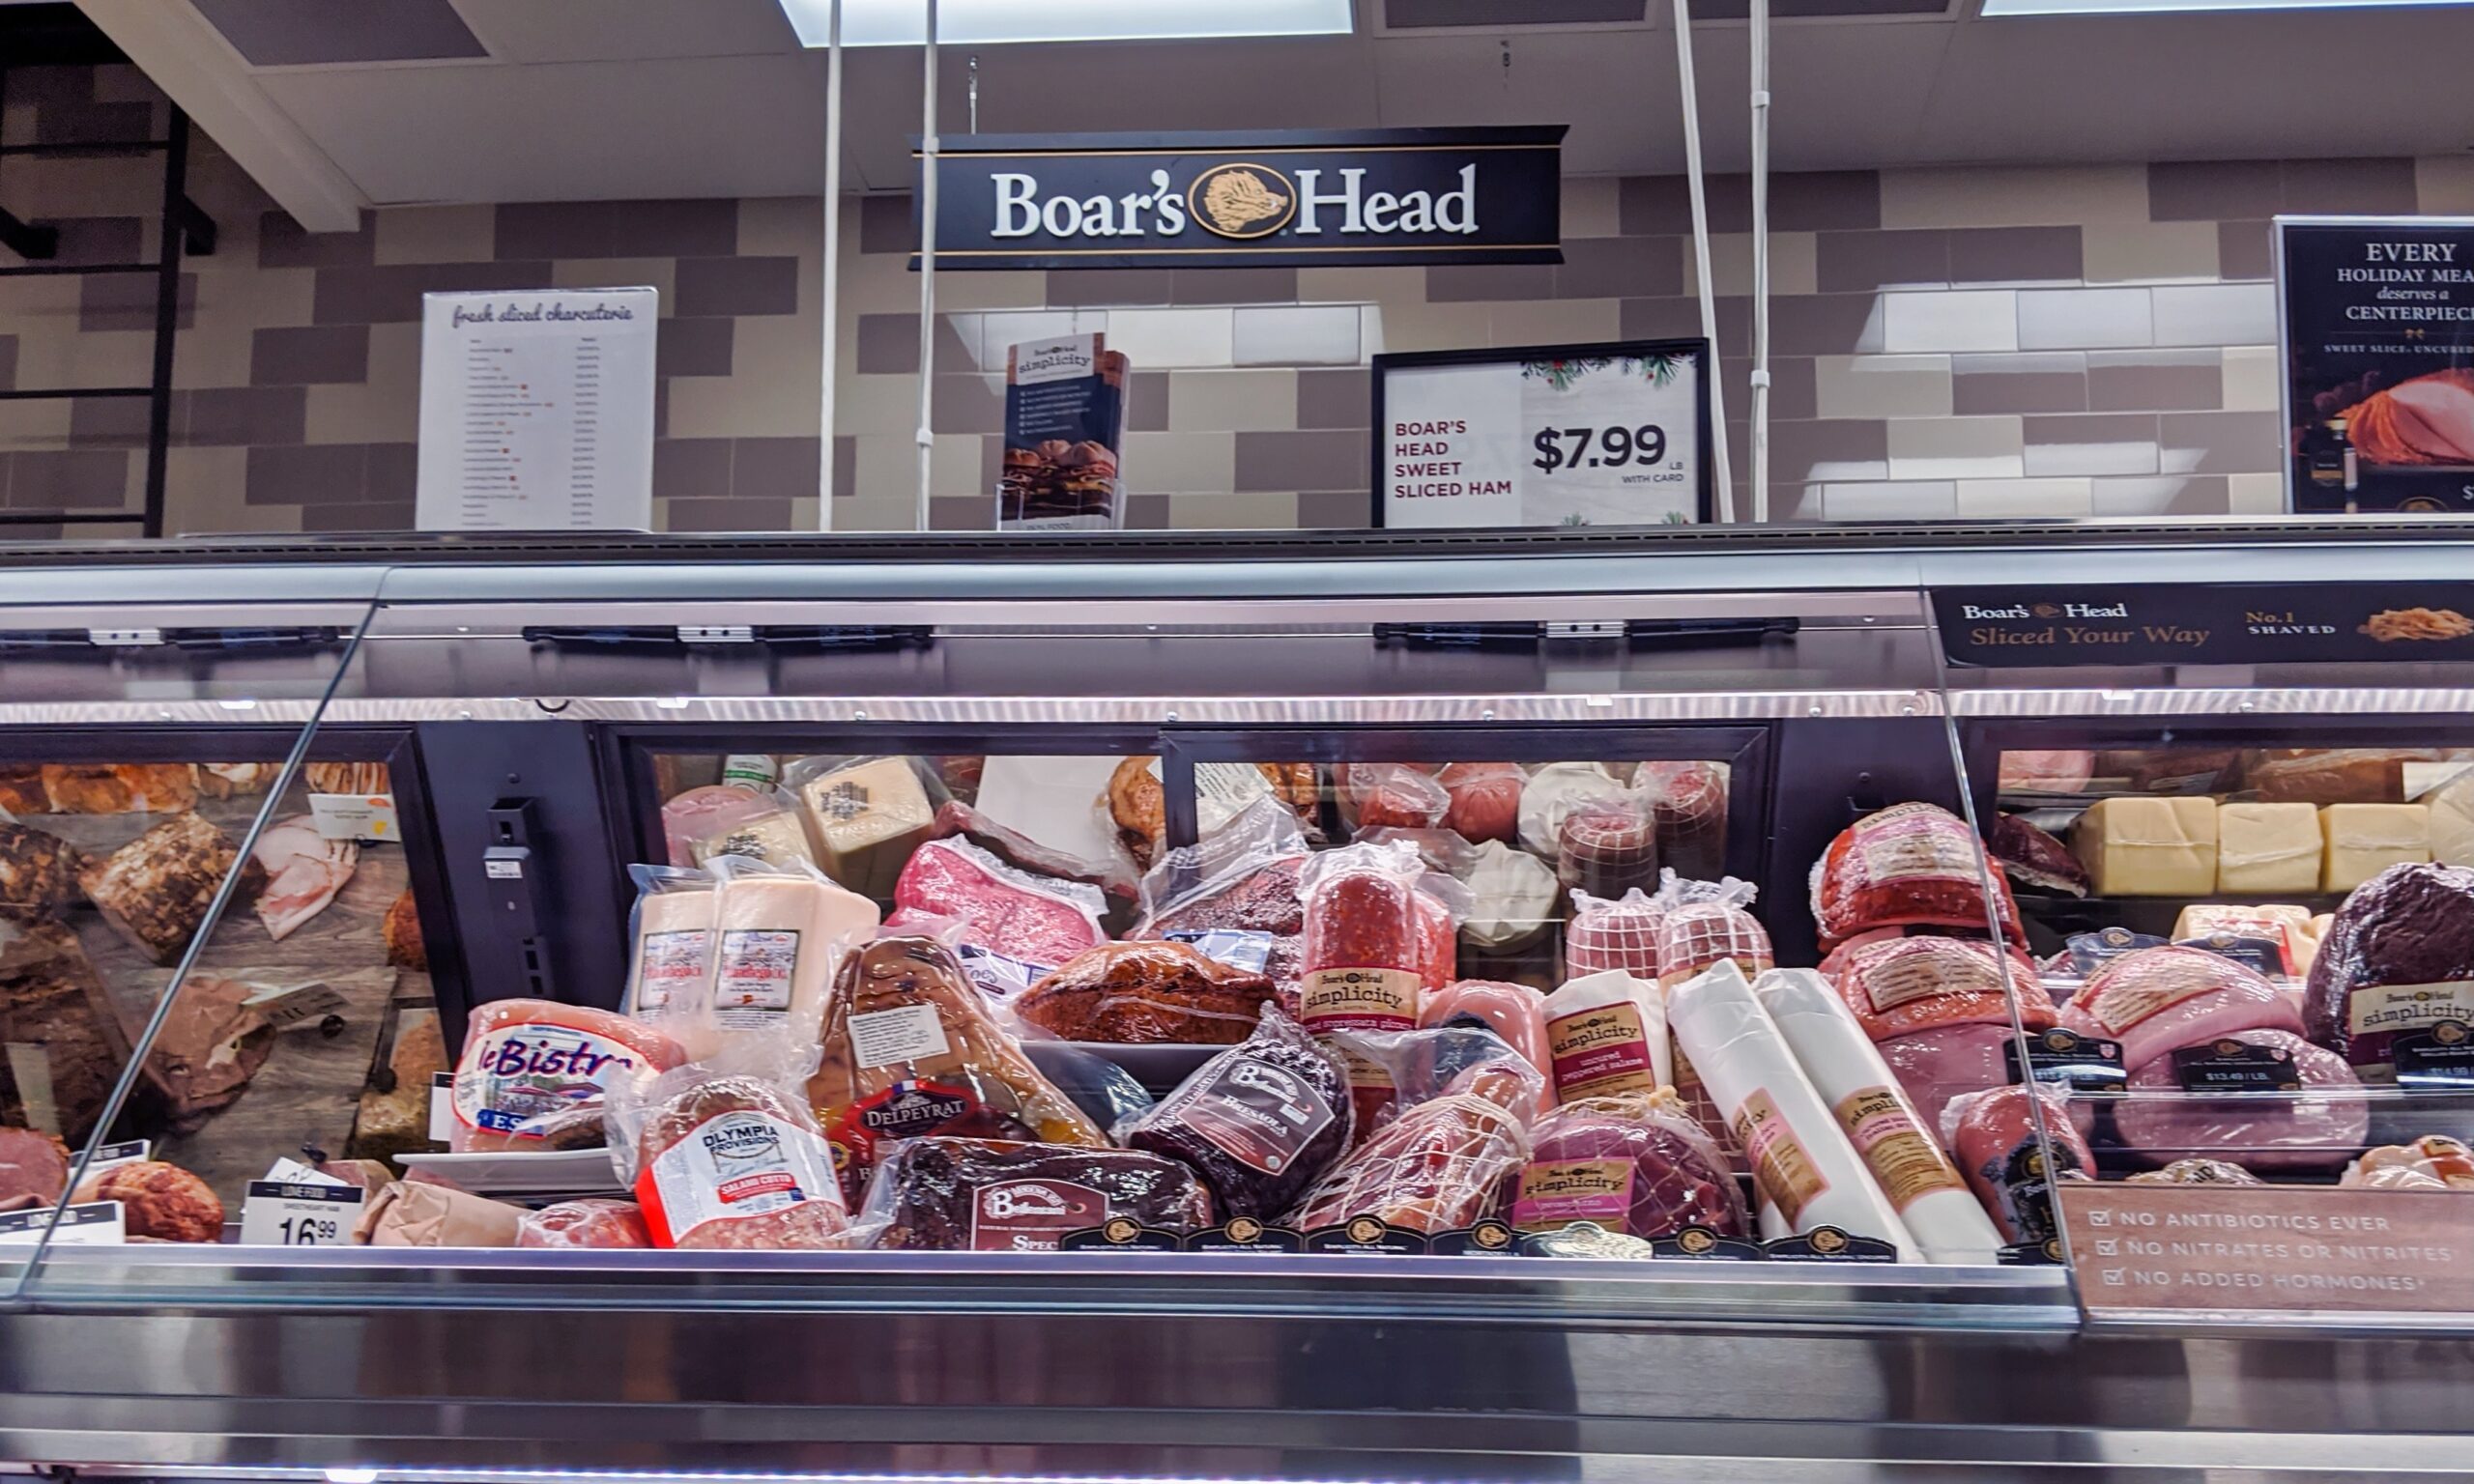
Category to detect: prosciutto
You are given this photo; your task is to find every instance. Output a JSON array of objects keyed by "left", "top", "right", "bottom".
[{"left": 251, "top": 815, "right": 358, "bottom": 941}]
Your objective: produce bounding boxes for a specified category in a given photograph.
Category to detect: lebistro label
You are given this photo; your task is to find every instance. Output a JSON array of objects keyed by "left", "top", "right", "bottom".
[{"left": 918, "top": 128, "right": 1564, "bottom": 271}]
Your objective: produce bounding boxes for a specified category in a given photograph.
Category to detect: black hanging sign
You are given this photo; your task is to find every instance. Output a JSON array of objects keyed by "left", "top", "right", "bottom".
[
  {"left": 913, "top": 128, "right": 1566, "bottom": 271},
  {"left": 2278, "top": 216, "right": 2474, "bottom": 513},
  {"left": 1934, "top": 584, "right": 2474, "bottom": 668}
]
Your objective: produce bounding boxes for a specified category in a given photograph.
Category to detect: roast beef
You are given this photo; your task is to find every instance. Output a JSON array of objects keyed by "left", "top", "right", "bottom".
[
  {"left": 886, "top": 837, "right": 1108, "bottom": 965},
  {"left": 0, "top": 909, "right": 131, "bottom": 1142},
  {"left": 2302, "top": 861, "right": 2474, "bottom": 1078},
  {"left": 2114, "top": 1028, "right": 2367, "bottom": 1174}
]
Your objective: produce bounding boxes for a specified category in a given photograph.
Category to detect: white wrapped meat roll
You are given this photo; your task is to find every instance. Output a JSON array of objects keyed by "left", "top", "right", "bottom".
[
  {"left": 1668, "top": 960, "right": 1920, "bottom": 1260},
  {"left": 1752, "top": 968, "right": 2002, "bottom": 1265}
]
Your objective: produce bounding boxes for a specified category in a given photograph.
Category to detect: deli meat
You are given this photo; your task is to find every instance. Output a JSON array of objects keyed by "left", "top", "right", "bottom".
[
  {"left": 1875, "top": 1021, "right": 2018, "bottom": 1137},
  {"left": 633, "top": 1072, "right": 847, "bottom": 1249},
  {"left": 451, "top": 999, "right": 688, "bottom": 1153},
  {"left": 42, "top": 763, "right": 196, "bottom": 814},
  {"left": 2061, "top": 945, "right": 2303, "bottom": 1073},
  {"left": 2114, "top": 1029, "right": 2367, "bottom": 1174},
  {"left": 517, "top": 1198, "right": 653, "bottom": 1248},
  {"left": 249, "top": 814, "right": 358, "bottom": 941},
  {"left": 1632, "top": 760, "right": 1730, "bottom": 881},
  {"left": 1119, "top": 1009, "right": 1350, "bottom": 1218},
  {"left": 0, "top": 1127, "right": 69, "bottom": 1210},
  {"left": 866, "top": 1138, "right": 1212, "bottom": 1250},
  {"left": 1015, "top": 940, "right": 1279, "bottom": 1044},
  {"left": 79, "top": 813, "right": 267, "bottom": 965},
  {"left": 1942, "top": 1083, "right": 2094, "bottom": 1245},
  {"left": 1825, "top": 936, "right": 2056, "bottom": 1042},
  {"left": 0, "top": 909, "right": 133, "bottom": 1142},
  {"left": 886, "top": 837, "right": 1107, "bottom": 965},
  {"left": 2302, "top": 861, "right": 2474, "bottom": 1077},
  {"left": 1437, "top": 762, "right": 1522, "bottom": 844},
  {"left": 0, "top": 822, "right": 82, "bottom": 910},
  {"left": 1288, "top": 1059, "right": 1540, "bottom": 1234},
  {"left": 1510, "top": 1090, "right": 1746, "bottom": 1239},
  {"left": 1813, "top": 803, "right": 2024, "bottom": 949}
]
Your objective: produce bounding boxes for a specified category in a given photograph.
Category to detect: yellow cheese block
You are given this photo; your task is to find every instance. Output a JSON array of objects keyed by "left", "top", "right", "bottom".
[
  {"left": 2431, "top": 772, "right": 2474, "bottom": 869},
  {"left": 2071, "top": 796, "right": 2217, "bottom": 897},
  {"left": 2215, "top": 802, "right": 2323, "bottom": 894},
  {"left": 2319, "top": 804, "right": 2430, "bottom": 893},
  {"left": 796, "top": 756, "right": 935, "bottom": 899}
]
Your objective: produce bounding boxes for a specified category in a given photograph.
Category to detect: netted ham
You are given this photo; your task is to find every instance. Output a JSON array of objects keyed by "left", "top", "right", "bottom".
[
  {"left": 2344, "top": 367, "right": 2474, "bottom": 465},
  {"left": 886, "top": 837, "right": 1107, "bottom": 965},
  {"left": 1632, "top": 760, "right": 1729, "bottom": 880},
  {"left": 2062, "top": 945, "right": 2303, "bottom": 1073},
  {"left": 1558, "top": 797, "right": 1658, "bottom": 899},
  {"left": 1437, "top": 762, "right": 1523, "bottom": 844},
  {"left": 1510, "top": 1089, "right": 1745, "bottom": 1239},
  {"left": 2302, "top": 862, "right": 2474, "bottom": 1078},
  {"left": 1824, "top": 935, "right": 2055, "bottom": 1042},
  {"left": 1812, "top": 802, "right": 2023, "bottom": 949},
  {"left": 1287, "top": 1059, "right": 1540, "bottom": 1233},
  {"left": 1654, "top": 887, "right": 1771, "bottom": 989},
  {"left": 1564, "top": 887, "right": 1662, "bottom": 979},
  {"left": 2341, "top": 1134, "right": 2474, "bottom": 1191},
  {"left": 2114, "top": 1028, "right": 2366, "bottom": 1174}
]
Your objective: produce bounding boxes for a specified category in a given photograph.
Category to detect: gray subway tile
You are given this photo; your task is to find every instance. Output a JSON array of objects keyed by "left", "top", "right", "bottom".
[
  {"left": 668, "top": 498, "right": 793, "bottom": 532},
  {"left": 2150, "top": 282, "right": 2275, "bottom": 348},
  {"left": 1296, "top": 488, "right": 1372, "bottom": 528},
  {"left": 1622, "top": 296, "right": 1703, "bottom": 342},
  {"left": 1426, "top": 263, "right": 1557, "bottom": 302},
  {"left": 1047, "top": 269, "right": 1174, "bottom": 306},
  {"left": 299, "top": 501, "right": 416, "bottom": 532},
  {"left": 1298, "top": 367, "right": 1370, "bottom": 430},
  {"left": 249, "top": 324, "right": 371, "bottom": 385},
  {"left": 1816, "top": 230, "right": 1948, "bottom": 293},
  {"left": 1720, "top": 356, "right": 1818, "bottom": 421},
  {"left": 2158, "top": 410, "right": 2281, "bottom": 474},
  {"left": 2281, "top": 157, "right": 2417, "bottom": 215},
  {"left": 365, "top": 443, "right": 417, "bottom": 504},
  {"left": 2148, "top": 160, "right": 2282, "bottom": 221},
  {"left": 310, "top": 261, "right": 554, "bottom": 325},
  {"left": 1772, "top": 171, "right": 1882, "bottom": 232},
  {"left": 8, "top": 449, "right": 129, "bottom": 510},
  {"left": 1122, "top": 493, "right": 1174, "bottom": 530},
  {"left": 35, "top": 100, "right": 151, "bottom": 148},
  {"left": 835, "top": 435, "right": 859, "bottom": 498},
  {"left": 1234, "top": 429, "right": 1366, "bottom": 492},
  {"left": 67, "top": 396, "right": 149, "bottom": 448},
  {"left": 928, "top": 494, "right": 992, "bottom": 530},
  {"left": 491, "top": 202, "right": 608, "bottom": 260},
  {"left": 78, "top": 271, "right": 195, "bottom": 332},
  {"left": 1948, "top": 226, "right": 2083, "bottom": 286},
  {"left": 1172, "top": 267, "right": 1298, "bottom": 305},
  {"left": 244, "top": 442, "right": 364, "bottom": 505},
  {"left": 1557, "top": 237, "right": 1683, "bottom": 300},
  {"left": 655, "top": 317, "right": 735, "bottom": 378},
  {"left": 1128, "top": 372, "right": 1172, "bottom": 433},
  {"left": 2086, "top": 350, "right": 2223, "bottom": 413},
  {"left": 47, "top": 216, "right": 143, "bottom": 268},
  {"left": 1953, "top": 352, "right": 2086, "bottom": 415},
  {"left": 11, "top": 65, "right": 96, "bottom": 107},
  {"left": 653, "top": 438, "right": 731, "bottom": 499},
  {"left": 1769, "top": 294, "right": 1887, "bottom": 356},
  {"left": 2023, "top": 412, "right": 2160, "bottom": 476},
  {"left": 181, "top": 385, "right": 307, "bottom": 447},
  {"left": 2217, "top": 220, "right": 2273, "bottom": 281},
  {"left": 673, "top": 256, "right": 799, "bottom": 317},
  {"left": 855, "top": 312, "right": 921, "bottom": 375},
  {"left": 977, "top": 435, "right": 1003, "bottom": 494},
  {"left": 859, "top": 195, "right": 916, "bottom": 256},
  {"left": 932, "top": 374, "right": 1004, "bottom": 434},
  {"left": 0, "top": 335, "right": 14, "bottom": 391},
  {"left": 1619, "top": 177, "right": 1694, "bottom": 236},
  {"left": 1769, "top": 418, "right": 1890, "bottom": 483},
  {"left": 604, "top": 198, "right": 738, "bottom": 259},
  {"left": 259, "top": 209, "right": 376, "bottom": 269},
  {"left": 732, "top": 437, "right": 822, "bottom": 500}
]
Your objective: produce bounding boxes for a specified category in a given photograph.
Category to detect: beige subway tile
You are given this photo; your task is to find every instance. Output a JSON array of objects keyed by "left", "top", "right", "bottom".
[
  {"left": 1123, "top": 431, "right": 1238, "bottom": 493},
  {"left": 14, "top": 328, "right": 152, "bottom": 394},
  {"left": 930, "top": 433, "right": 987, "bottom": 499},
  {"left": 1709, "top": 233, "right": 1819, "bottom": 299},
  {"left": 836, "top": 240, "right": 920, "bottom": 314},
  {"left": 1170, "top": 491, "right": 1301, "bottom": 529},
  {"left": 1815, "top": 354, "right": 1952, "bottom": 418},
  {"left": 0, "top": 397, "right": 72, "bottom": 450},
  {"left": 1166, "top": 369, "right": 1297, "bottom": 433},
  {"left": 1887, "top": 415, "right": 2024, "bottom": 479},
  {"left": 2227, "top": 471, "right": 2287, "bottom": 514},
  {"left": 375, "top": 205, "right": 496, "bottom": 266},
  {"left": 1880, "top": 165, "right": 2149, "bottom": 229},
  {"left": 305, "top": 379, "right": 417, "bottom": 445},
  {"left": 1562, "top": 177, "right": 1622, "bottom": 240},
  {"left": 674, "top": 316, "right": 826, "bottom": 438},
  {"left": 1821, "top": 480, "right": 1958, "bottom": 520},
  {"left": 1956, "top": 476, "right": 2092, "bottom": 517},
  {"left": 849, "top": 434, "right": 916, "bottom": 500},
  {"left": 163, "top": 446, "right": 292, "bottom": 534},
  {"left": 1297, "top": 266, "right": 1427, "bottom": 305},
  {"left": 2415, "top": 157, "right": 2474, "bottom": 214},
  {"left": 2082, "top": 222, "right": 2220, "bottom": 285},
  {"left": 829, "top": 372, "right": 919, "bottom": 438},
  {"left": 2221, "top": 345, "right": 2280, "bottom": 413},
  {"left": 1102, "top": 307, "right": 1234, "bottom": 369},
  {"left": 931, "top": 271, "right": 1050, "bottom": 312},
  {"left": 554, "top": 258, "right": 677, "bottom": 308},
  {"left": 172, "top": 321, "right": 259, "bottom": 389},
  {"left": 1489, "top": 298, "right": 1619, "bottom": 346},
  {"left": 1364, "top": 300, "right": 1492, "bottom": 356}
]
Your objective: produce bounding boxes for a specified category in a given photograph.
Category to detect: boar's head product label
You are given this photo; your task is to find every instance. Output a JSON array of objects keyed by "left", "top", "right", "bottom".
[
  {"left": 1545, "top": 1002, "right": 1658, "bottom": 1099},
  {"left": 1856, "top": 948, "right": 1997, "bottom": 1015},
  {"left": 455, "top": 1025, "right": 647, "bottom": 1136},
  {"left": 1300, "top": 966, "right": 1419, "bottom": 1031},
  {"left": 715, "top": 928, "right": 800, "bottom": 1018},
  {"left": 1852, "top": 802, "right": 1979, "bottom": 886},
  {"left": 1510, "top": 1158, "right": 1635, "bottom": 1232},
  {"left": 1156, "top": 1052, "right": 1338, "bottom": 1176},
  {"left": 1733, "top": 1088, "right": 1827, "bottom": 1226},
  {"left": 639, "top": 1108, "right": 842, "bottom": 1246},
  {"left": 970, "top": 1178, "right": 1106, "bottom": 1251},
  {"left": 2347, "top": 982, "right": 2474, "bottom": 1037},
  {"left": 1832, "top": 1084, "right": 1965, "bottom": 1213}
]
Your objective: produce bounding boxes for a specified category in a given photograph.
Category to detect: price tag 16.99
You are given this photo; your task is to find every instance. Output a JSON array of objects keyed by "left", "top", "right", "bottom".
[{"left": 239, "top": 1181, "right": 364, "bottom": 1246}]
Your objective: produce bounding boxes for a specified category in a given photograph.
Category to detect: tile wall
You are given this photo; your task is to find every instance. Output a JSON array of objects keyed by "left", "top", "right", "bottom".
[{"left": 11, "top": 63, "right": 2474, "bottom": 532}]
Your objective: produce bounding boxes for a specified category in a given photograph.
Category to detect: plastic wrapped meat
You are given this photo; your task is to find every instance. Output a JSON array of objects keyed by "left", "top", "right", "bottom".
[
  {"left": 517, "top": 1198, "right": 653, "bottom": 1249},
  {"left": 1997, "top": 751, "right": 2094, "bottom": 794},
  {"left": 2114, "top": 1028, "right": 2367, "bottom": 1174},
  {"left": 1812, "top": 802, "right": 2024, "bottom": 949},
  {"left": 1458, "top": 841, "right": 1558, "bottom": 953},
  {"left": 2342, "top": 1135, "right": 2474, "bottom": 1191},
  {"left": 2301, "top": 862, "right": 2474, "bottom": 1078},
  {"left": 1825, "top": 935, "right": 2057, "bottom": 1042},
  {"left": 1117, "top": 1009, "right": 1350, "bottom": 1218},
  {"left": 1014, "top": 940, "right": 1279, "bottom": 1045},
  {"left": 1437, "top": 762, "right": 1523, "bottom": 844},
  {"left": 1288, "top": 1059, "right": 1540, "bottom": 1233},
  {"left": 2125, "top": 1157, "right": 2263, "bottom": 1186},
  {"left": 1876, "top": 1021, "right": 2017, "bottom": 1138},
  {"left": 451, "top": 999, "right": 688, "bottom": 1153},
  {"left": 1942, "top": 1083, "right": 2094, "bottom": 1245},
  {"left": 1517, "top": 763, "right": 1632, "bottom": 862},
  {"left": 1510, "top": 1090, "right": 1745, "bottom": 1239},
  {"left": 1347, "top": 764, "right": 1452, "bottom": 832},
  {"left": 886, "top": 837, "right": 1108, "bottom": 966},
  {"left": 1424, "top": 979, "right": 1551, "bottom": 1116},
  {"left": 1297, "top": 842, "right": 1429, "bottom": 1034},
  {"left": 661, "top": 785, "right": 786, "bottom": 870},
  {"left": 1565, "top": 887, "right": 1662, "bottom": 980},
  {"left": 1988, "top": 813, "right": 2089, "bottom": 899},
  {"left": 1558, "top": 797, "right": 1659, "bottom": 899},
  {"left": 2062, "top": 945, "right": 2304, "bottom": 1073},
  {"left": 1654, "top": 887, "right": 1772, "bottom": 990},
  {"left": 864, "top": 1138, "right": 1212, "bottom": 1250},
  {"left": 1633, "top": 760, "right": 1730, "bottom": 880},
  {"left": 627, "top": 1070, "right": 847, "bottom": 1249}
]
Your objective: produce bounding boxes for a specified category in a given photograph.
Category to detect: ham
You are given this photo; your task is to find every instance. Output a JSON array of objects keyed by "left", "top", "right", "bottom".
[
  {"left": 2060, "top": 945, "right": 2302, "bottom": 1073},
  {"left": 2114, "top": 1028, "right": 2366, "bottom": 1175},
  {"left": 450, "top": 999, "right": 688, "bottom": 1153},
  {"left": 251, "top": 815, "right": 358, "bottom": 942},
  {"left": 1823, "top": 935, "right": 2056, "bottom": 1042},
  {"left": 2346, "top": 368, "right": 2474, "bottom": 465}
]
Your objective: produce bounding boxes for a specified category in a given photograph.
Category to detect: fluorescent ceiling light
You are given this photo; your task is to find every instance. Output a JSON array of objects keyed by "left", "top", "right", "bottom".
[
  {"left": 1984, "top": 0, "right": 2473, "bottom": 14},
  {"left": 777, "top": 0, "right": 1354, "bottom": 45}
]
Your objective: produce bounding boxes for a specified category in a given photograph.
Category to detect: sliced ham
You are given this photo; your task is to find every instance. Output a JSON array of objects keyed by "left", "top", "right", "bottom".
[
  {"left": 2060, "top": 945, "right": 2302, "bottom": 1073},
  {"left": 2347, "top": 368, "right": 2474, "bottom": 465},
  {"left": 251, "top": 815, "right": 358, "bottom": 942}
]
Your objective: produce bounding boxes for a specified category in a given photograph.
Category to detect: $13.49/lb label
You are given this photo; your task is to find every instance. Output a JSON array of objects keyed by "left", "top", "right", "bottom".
[{"left": 239, "top": 1181, "right": 364, "bottom": 1246}]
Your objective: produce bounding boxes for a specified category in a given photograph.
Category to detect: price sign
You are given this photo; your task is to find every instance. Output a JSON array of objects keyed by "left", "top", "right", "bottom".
[
  {"left": 1373, "top": 338, "right": 1710, "bottom": 529},
  {"left": 239, "top": 1181, "right": 365, "bottom": 1247}
]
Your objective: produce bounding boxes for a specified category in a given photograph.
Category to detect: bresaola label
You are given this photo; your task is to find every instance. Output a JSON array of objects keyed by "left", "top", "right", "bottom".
[
  {"left": 1155, "top": 1053, "right": 1337, "bottom": 1176},
  {"left": 453, "top": 1024, "right": 647, "bottom": 1136},
  {"left": 1544, "top": 1002, "right": 1658, "bottom": 1099},
  {"left": 970, "top": 1178, "right": 1105, "bottom": 1251}
]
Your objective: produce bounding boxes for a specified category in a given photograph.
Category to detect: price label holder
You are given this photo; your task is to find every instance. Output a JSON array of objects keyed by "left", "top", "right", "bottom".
[
  {"left": 245, "top": 981, "right": 350, "bottom": 1033},
  {"left": 1763, "top": 1226, "right": 1902, "bottom": 1263},
  {"left": 240, "top": 1181, "right": 364, "bottom": 1246},
  {"left": 2171, "top": 1039, "right": 2304, "bottom": 1093},
  {"left": 428, "top": 1071, "right": 455, "bottom": 1143},
  {"left": 2173, "top": 933, "right": 2287, "bottom": 980},
  {"left": 1646, "top": 1223, "right": 1766, "bottom": 1261},
  {"left": 309, "top": 791, "right": 398, "bottom": 842},
  {"left": 1186, "top": 1219, "right": 1305, "bottom": 1254},
  {"left": 0, "top": 1201, "right": 125, "bottom": 1245},
  {"left": 1057, "top": 1220, "right": 1184, "bottom": 1252},
  {"left": 1427, "top": 1218, "right": 1517, "bottom": 1256},
  {"left": 2065, "top": 927, "right": 2166, "bottom": 978},
  {"left": 83, "top": 1138, "right": 150, "bottom": 1175},
  {"left": 2396, "top": 1020, "right": 2474, "bottom": 1088},
  {"left": 2006, "top": 1027, "right": 2129, "bottom": 1093},
  {"left": 1302, "top": 1216, "right": 1428, "bottom": 1255}
]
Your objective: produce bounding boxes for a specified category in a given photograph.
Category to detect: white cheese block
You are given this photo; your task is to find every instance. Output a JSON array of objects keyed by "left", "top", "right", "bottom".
[
  {"left": 709, "top": 871, "right": 881, "bottom": 1039},
  {"left": 2071, "top": 796, "right": 2217, "bottom": 897},
  {"left": 2319, "top": 804, "right": 2431, "bottom": 893},
  {"left": 2431, "top": 773, "right": 2474, "bottom": 869},
  {"left": 796, "top": 756, "right": 934, "bottom": 898},
  {"left": 2215, "top": 802, "right": 2322, "bottom": 894}
]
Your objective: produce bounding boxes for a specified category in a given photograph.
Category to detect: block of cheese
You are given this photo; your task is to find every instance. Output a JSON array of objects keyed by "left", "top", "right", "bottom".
[
  {"left": 2318, "top": 804, "right": 2431, "bottom": 893},
  {"left": 2172, "top": 901, "right": 2315, "bottom": 976},
  {"left": 2431, "top": 772, "right": 2474, "bottom": 869},
  {"left": 709, "top": 865, "right": 882, "bottom": 1038},
  {"left": 2071, "top": 796, "right": 2217, "bottom": 897},
  {"left": 2215, "top": 802, "right": 2323, "bottom": 894},
  {"left": 794, "top": 756, "right": 935, "bottom": 899}
]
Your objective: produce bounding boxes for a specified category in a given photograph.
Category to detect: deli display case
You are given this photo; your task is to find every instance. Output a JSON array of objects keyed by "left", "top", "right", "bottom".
[{"left": 0, "top": 518, "right": 2469, "bottom": 1482}]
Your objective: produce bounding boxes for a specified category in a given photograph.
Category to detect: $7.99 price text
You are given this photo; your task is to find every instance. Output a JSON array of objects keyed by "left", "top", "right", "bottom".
[{"left": 1533, "top": 423, "right": 1667, "bottom": 474}]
